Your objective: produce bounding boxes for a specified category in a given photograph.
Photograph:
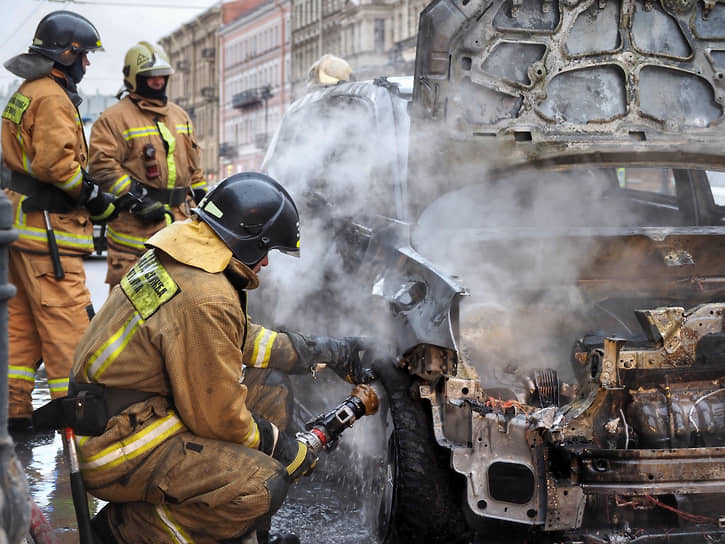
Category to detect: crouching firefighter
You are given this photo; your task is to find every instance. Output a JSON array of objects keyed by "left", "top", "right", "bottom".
[
  {"left": 35, "top": 172, "right": 375, "bottom": 544},
  {"left": 2, "top": 10, "right": 120, "bottom": 432}
]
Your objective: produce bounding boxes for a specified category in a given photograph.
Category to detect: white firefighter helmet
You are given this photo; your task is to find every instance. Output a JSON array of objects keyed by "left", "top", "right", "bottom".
[
  {"left": 123, "top": 41, "right": 174, "bottom": 92},
  {"left": 307, "top": 54, "right": 353, "bottom": 86}
]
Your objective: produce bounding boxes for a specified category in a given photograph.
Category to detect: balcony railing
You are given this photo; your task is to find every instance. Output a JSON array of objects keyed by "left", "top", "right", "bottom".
[
  {"left": 219, "top": 142, "right": 237, "bottom": 158},
  {"left": 231, "top": 85, "right": 273, "bottom": 110},
  {"left": 255, "top": 133, "right": 269, "bottom": 150}
]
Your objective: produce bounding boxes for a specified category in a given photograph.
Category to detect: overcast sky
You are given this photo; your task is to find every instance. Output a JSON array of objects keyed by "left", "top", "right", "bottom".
[{"left": 0, "top": 0, "right": 220, "bottom": 96}]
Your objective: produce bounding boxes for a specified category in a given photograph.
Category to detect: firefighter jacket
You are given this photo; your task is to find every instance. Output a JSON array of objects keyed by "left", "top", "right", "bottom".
[
  {"left": 71, "top": 218, "right": 261, "bottom": 488},
  {"left": 88, "top": 93, "right": 208, "bottom": 256},
  {"left": 1, "top": 72, "right": 94, "bottom": 256}
]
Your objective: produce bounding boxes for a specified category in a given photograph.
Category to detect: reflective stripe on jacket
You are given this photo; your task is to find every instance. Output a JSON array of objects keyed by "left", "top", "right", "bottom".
[
  {"left": 1, "top": 74, "right": 93, "bottom": 255},
  {"left": 244, "top": 321, "right": 301, "bottom": 372},
  {"left": 89, "top": 94, "right": 207, "bottom": 257}
]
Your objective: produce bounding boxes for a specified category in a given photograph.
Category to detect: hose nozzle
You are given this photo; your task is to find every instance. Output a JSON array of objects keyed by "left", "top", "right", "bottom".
[{"left": 297, "top": 384, "right": 380, "bottom": 455}]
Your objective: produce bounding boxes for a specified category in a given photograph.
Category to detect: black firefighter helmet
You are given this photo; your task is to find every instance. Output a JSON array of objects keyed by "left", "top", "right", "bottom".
[
  {"left": 193, "top": 172, "right": 300, "bottom": 267},
  {"left": 29, "top": 10, "right": 103, "bottom": 66}
]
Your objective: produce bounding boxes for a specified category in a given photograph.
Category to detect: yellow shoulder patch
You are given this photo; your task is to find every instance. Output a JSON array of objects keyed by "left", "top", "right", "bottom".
[
  {"left": 121, "top": 250, "right": 180, "bottom": 319},
  {"left": 2, "top": 92, "right": 30, "bottom": 125}
]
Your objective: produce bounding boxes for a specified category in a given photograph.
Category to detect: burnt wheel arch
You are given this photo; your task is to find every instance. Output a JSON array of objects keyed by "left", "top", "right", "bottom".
[{"left": 375, "top": 361, "right": 471, "bottom": 544}]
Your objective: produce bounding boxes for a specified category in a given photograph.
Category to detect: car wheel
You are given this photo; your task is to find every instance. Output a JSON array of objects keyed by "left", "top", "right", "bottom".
[{"left": 375, "top": 362, "right": 471, "bottom": 544}]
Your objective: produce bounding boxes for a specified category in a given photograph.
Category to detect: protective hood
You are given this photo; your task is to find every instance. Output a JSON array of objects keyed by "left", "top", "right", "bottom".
[
  {"left": 4, "top": 53, "right": 54, "bottom": 80},
  {"left": 146, "top": 218, "right": 259, "bottom": 289},
  {"left": 128, "top": 93, "right": 169, "bottom": 115}
]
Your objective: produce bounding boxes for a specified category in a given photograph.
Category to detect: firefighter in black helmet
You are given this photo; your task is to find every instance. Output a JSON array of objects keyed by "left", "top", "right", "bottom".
[
  {"left": 194, "top": 172, "right": 301, "bottom": 266},
  {"left": 29, "top": 10, "right": 103, "bottom": 80},
  {"left": 2, "top": 11, "right": 118, "bottom": 432},
  {"left": 73, "top": 172, "right": 374, "bottom": 544}
]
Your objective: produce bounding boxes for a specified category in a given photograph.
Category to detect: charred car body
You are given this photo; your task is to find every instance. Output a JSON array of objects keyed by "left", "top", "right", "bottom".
[{"left": 359, "top": 1, "right": 725, "bottom": 543}]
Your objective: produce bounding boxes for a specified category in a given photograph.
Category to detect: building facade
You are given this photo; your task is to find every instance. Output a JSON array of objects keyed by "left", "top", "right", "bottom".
[
  {"left": 218, "top": 0, "right": 291, "bottom": 177},
  {"left": 160, "top": 5, "right": 223, "bottom": 184},
  {"left": 156, "top": 0, "right": 425, "bottom": 178}
]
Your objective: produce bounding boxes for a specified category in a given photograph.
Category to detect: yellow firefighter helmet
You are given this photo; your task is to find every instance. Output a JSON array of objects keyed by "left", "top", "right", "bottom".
[
  {"left": 307, "top": 54, "right": 353, "bottom": 86},
  {"left": 123, "top": 41, "right": 174, "bottom": 92}
]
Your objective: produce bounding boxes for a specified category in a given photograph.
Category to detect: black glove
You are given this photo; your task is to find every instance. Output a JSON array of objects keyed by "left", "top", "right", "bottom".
[
  {"left": 255, "top": 415, "right": 317, "bottom": 481},
  {"left": 285, "top": 332, "right": 377, "bottom": 384},
  {"left": 79, "top": 175, "right": 119, "bottom": 224},
  {"left": 129, "top": 191, "right": 168, "bottom": 224}
]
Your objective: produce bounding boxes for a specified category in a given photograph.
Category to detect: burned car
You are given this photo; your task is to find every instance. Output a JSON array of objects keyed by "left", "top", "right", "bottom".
[{"left": 358, "top": 1, "right": 725, "bottom": 543}]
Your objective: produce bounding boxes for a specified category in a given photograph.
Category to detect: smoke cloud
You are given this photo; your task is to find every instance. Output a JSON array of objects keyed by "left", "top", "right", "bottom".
[
  {"left": 252, "top": 85, "right": 409, "bottom": 338},
  {"left": 252, "top": 78, "right": 689, "bottom": 395}
]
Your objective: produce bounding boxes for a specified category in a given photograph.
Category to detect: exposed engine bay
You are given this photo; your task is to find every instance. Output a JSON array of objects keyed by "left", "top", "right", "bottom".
[{"left": 408, "top": 302, "right": 725, "bottom": 541}]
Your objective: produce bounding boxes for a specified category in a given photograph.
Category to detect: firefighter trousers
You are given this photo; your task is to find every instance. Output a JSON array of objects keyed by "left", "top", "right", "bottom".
[
  {"left": 8, "top": 248, "right": 93, "bottom": 419},
  {"left": 94, "top": 370, "right": 295, "bottom": 543},
  {"left": 93, "top": 432, "right": 289, "bottom": 544}
]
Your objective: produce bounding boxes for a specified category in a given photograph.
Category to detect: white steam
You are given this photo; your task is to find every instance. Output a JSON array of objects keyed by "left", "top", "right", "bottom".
[
  {"left": 251, "top": 80, "right": 684, "bottom": 399},
  {"left": 251, "top": 88, "right": 407, "bottom": 338}
]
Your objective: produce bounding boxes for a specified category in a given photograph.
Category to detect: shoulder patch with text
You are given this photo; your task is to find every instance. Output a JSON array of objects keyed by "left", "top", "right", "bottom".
[
  {"left": 121, "top": 250, "right": 180, "bottom": 319},
  {"left": 2, "top": 92, "right": 30, "bottom": 125}
]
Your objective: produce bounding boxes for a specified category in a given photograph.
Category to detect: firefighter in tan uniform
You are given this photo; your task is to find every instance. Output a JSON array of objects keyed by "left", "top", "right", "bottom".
[
  {"left": 67, "top": 172, "right": 374, "bottom": 544},
  {"left": 89, "top": 41, "right": 208, "bottom": 288},
  {"left": 1, "top": 11, "right": 119, "bottom": 432}
]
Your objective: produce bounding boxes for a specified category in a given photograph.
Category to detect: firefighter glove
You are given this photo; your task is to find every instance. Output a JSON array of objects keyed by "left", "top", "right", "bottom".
[
  {"left": 285, "top": 332, "right": 377, "bottom": 384},
  {"left": 273, "top": 429, "right": 318, "bottom": 482},
  {"left": 130, "top": 192, "right": 169, "bottom": 224},
  {"left": 80, "top": 175, "right": 119, "bottom": 224}
]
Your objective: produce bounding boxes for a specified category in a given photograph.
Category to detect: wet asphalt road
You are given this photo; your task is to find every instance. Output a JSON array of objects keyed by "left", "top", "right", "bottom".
[{"left": 12, "top": 257, "right": 382, "bottom": 543}]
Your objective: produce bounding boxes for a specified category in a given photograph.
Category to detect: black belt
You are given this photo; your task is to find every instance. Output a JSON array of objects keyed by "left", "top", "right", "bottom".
[
  {"left": 8, "top": 170, "right": 41, "bottom": 195},
  {"left": 32, "top": 380, "right": 159, "bottom": 436},
  {"left": 9, "top": 170, "right": 77, "bottom": 213},
  {"left": 132, "top": 180, "right": 188, "bottom": 207},
  {"left": 69, "top": 380, "right": 157, "bottom": 417}
]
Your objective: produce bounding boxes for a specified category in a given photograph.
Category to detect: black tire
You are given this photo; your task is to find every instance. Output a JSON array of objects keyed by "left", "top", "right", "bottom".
[{"left": 375, "top": 362, "right": 471, "bottom": 544}]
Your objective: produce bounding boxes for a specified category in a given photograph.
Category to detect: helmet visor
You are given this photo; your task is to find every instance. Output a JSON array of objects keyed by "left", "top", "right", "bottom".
[{"left": 275, "top": 248, "right": 300, "bottom": 259}]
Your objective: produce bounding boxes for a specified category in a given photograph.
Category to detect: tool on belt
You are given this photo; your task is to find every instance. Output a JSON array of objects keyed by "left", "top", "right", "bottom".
[
  {"left": 42, "top": 210, "right": 64, "bottom": 279},
  {"left": 64, "top": 427, "right": 94, "bottom": 544}
]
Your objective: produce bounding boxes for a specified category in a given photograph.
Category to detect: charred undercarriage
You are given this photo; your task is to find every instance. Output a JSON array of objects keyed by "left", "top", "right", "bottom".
[{"left": 407, "top": 303, "right": 725, "bottom": 543}]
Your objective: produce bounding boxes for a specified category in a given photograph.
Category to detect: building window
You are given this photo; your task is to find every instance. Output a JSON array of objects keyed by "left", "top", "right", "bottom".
[{"left": 375, "top": 18, "right": 385, "bottom": 53}]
